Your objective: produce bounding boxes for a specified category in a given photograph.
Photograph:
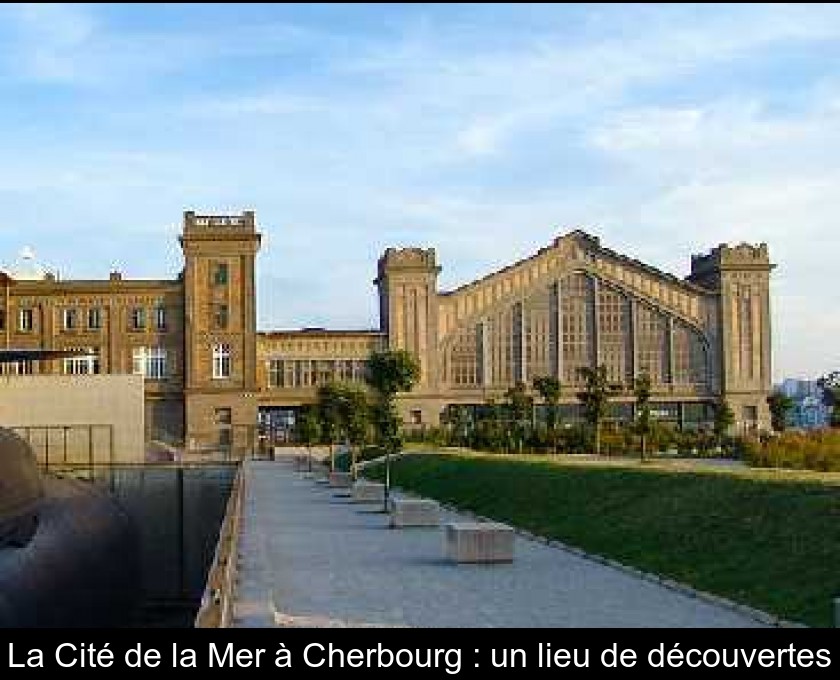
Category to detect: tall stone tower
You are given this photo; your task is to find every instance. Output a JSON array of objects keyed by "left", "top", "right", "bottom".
[
  {"left": 374, "top": 248, "right": 441, "bottom": 391},
  {"left": 180, "top": 211, "right": 261, "bottom": 456},
  {"left": 689, "top": 242, "right": 774, "bottom": 432}
]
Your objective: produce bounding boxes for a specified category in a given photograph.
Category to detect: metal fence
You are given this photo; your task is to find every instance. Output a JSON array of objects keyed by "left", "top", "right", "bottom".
[{"left": 10, "top": 424, "right": 115, "bottom": 471}]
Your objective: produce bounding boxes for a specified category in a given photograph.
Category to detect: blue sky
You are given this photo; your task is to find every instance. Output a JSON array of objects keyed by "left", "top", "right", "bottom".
[{"left": 0, "top": 3, "right": 838, "bottom": 380}]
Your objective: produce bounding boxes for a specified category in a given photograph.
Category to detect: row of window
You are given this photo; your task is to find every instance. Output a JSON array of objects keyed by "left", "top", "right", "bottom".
[
  {"left": 266, "top": 358, "right": 368, "bottom": 388},
  {"left": 445, "top": 275, "right": 710, "bottom": 388},
  {"left": 1, "top": 305, "right": 236, "bottom": 333},
  {"left": 17, "top": 344, "right": 232, "bottom": 381},
  {"left": 65, "top": 345, "right": 233, "bottom": 379},
  {"left": 0, "top": 306, "right": 169, "bottom": 332},
  {"left": 0, "top": 260, "right": 229, "bottom": 331}
]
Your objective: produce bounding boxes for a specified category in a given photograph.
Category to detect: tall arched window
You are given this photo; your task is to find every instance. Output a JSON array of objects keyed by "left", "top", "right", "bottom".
[{"left": 212, "top": 343, "right": 231, "bottom": 379}]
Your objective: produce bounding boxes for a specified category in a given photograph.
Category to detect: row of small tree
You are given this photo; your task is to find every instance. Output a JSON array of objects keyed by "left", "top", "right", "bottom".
[
  {"left": 294, "top": 349, "right": 421, "bottom": 502},
  {"left": 446, "top": 366, "right": 735, "bottom": 461},
  {"left": 295, "top": 353, "right": 739, "bottom": 466}
]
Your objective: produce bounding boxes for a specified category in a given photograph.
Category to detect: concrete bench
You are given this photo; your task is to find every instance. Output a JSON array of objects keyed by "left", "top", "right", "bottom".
[
  {"left": 443, "top": 522, "right": 514, "bottom": 563},
  {"left": 352, "top": 481, "right": 385, "bottom": 503},
  {"left": 311, "top": 465, "right": 330, "bottom": 484},
  {"left": 389, "top": 498, "right": 440, "bottom": 528},
  {"left": 328, "top": 471, "right": 353, "bottom": 488}
]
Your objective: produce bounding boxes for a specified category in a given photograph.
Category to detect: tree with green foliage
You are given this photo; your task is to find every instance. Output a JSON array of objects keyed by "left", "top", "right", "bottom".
[
  {"left": 451, "top": 405, "right": 473, "bottom": 448},
  {"left": 533, "top": 375, "right": 562, "bottom": 455},
  {"left": 767, "top": 391, "right": 794, "bottom": 432},
  {"left": 712, "top": 397, "right": 735, "bottom": 446},
  {"left": 315, "top": 382, "right": 344, "bottom": 470},
  {"left": 365, "top": 349, "right": 421, "bottom": 509},
  {"left": 633, "top": 372, "right": 653, "bottom": 462},
  {"left": 294, "top": 405, "right": 321, "bottom": 472},
  {"left": 314, "top": 381, "right": 371, "bottom": 472},
  {"left": 504, "top": 381, "right": 533, "bottom": 453},
  {"left": 576, "top": 365, "right": 622, "bottom": 456},
  {"left": 337, "top": 382, "right": 370, "bottom": 478},
  {"left": 476, "top": 398, "right": 505, "bottom": 452}
]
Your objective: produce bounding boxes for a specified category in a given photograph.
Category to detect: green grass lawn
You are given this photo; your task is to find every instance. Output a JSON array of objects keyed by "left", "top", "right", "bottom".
[{"left": 365, "top": 452, "right": 840, "bottom": 627}]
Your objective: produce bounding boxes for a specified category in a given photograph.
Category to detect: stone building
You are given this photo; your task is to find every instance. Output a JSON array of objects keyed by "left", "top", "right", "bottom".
[
  {"left": 0, "top": 211, "right": 261, "bottom": 457},
  {"left": 0, "top": 211, "right": 774, "bottom": 456},
  {"left": 372, "top": 231, "right": 774, "bottom": 434}
]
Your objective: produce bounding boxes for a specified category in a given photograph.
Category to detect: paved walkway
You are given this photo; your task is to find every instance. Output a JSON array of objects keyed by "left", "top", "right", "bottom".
[{"left": 233, "top": 454, "right": 766, "bottom": 628}]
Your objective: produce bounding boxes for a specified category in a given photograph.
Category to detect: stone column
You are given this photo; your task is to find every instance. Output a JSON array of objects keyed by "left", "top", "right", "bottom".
[
  {"left": 630, "top": 298, "right": 638, "bottom": 381},
  {"left": 590, "top": 276, "right": 600, "bottom": 367},
  {"left": 511, "top": 301, "right": 526, "bottom": 384},
  {"left": 108, "top": 302, "right": 119, "bottom": 373},
  {"left": 551, "top": 280, "right": 564, "bottom": 381},
  {"left": 667, "top": 316, "right": 675, "bottom": 386},
  {"left": 479, "top": 321, "right": 491, "bottom": 387},
  {"left": 751, "top": 287, "right": 761, "bottom": 383},
  {"left": 3, "top": 279, "right": 9, "bottom": 349}
]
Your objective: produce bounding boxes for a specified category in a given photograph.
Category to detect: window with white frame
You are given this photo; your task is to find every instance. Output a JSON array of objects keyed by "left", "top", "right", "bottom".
[
  {"left": 63, "top": 348, "right": 100, "bottom": 375},
  {"left": 88, "top": 307, "right": 102, "bottom": 330},
  {"left": 19, "top": 308, "right": 33, "bottom": 332},
  {"left": 130, "top": 307, "right": 146, "bottom": 331},
  {"left": 62, "top": 308, "right": 78, "bottom": 331},
  {"left": 212, "top": 343, "right": 231, "bottom": 379},
  {"left": 155, "top": 305, "right": 166, "bottom": 331},
  {"left": 132, "top": 346, "right": 168, "bottom": 380},
  {"left": 0, "top": 360, "right": 33, "bottom": 376}
]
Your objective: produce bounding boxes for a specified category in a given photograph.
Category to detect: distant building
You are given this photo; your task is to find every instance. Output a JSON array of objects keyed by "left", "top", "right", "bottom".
[
  {"left": 0, "top": 211, "right": 775, "bottom": 454},
  {"left": 779, "top": 378, "right": 830, "bottom": 429}
]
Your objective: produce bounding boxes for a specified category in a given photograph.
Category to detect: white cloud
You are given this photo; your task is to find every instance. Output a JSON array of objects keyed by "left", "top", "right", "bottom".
[
  {"left": 591, "top": 108, "right": 705, "bottom": 153},
  {"left": 1, "top": 4, "right": 838, "bottom": 380},
  {"left": 4, "top": 3, "right": 97, "bottom": 83},
  {"left": 455, "top": 118, "right": 506, "bottom": 156},
  {"left": 586, "top": 87, "right": 840, "bottom": 380}
]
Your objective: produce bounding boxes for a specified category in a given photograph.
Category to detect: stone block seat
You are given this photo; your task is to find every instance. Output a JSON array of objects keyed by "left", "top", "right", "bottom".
[
  {"left": 352, "top": 480, "right": 385, "bottom": 503},
  {"left": 443, "top": 522, "right": 514, "bottom": 563},
  {"left": 312, "top": 465, "right": 330, "bottom": 484},
  {"left": 389, "top": 498, "right": 440, "bottom": 528}
]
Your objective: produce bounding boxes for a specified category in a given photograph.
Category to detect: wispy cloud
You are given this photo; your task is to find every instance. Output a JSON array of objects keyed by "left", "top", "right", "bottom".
[{"left": 0, "top": 4, "right": 837, "bottom": 378}]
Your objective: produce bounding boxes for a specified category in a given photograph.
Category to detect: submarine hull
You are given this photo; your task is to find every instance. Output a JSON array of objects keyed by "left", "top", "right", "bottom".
[{"left": 0, "top": 476, "right": 140, "bottom": 628}]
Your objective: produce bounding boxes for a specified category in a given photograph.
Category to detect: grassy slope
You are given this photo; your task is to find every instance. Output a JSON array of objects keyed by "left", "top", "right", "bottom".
[{"left": 366, "top": 453, "right": 840, "bottom": 627}]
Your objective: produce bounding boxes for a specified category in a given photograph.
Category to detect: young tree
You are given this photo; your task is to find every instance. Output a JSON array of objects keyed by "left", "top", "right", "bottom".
[
  {"left": 633, "top": 372, "right": 653, "bottom": 462},
  {"left": 533, "top": 375, "right": 562, "bottom": 454},
  {"left": 478, "top": 398, "right": 505, "bottom": 452},
  {"left": 766, "top": 391, "right": 794, "bottom": 432},
  {"left": 365, "top": 349, "right": 421, "bottom": 509},
  {"left": 314, "top": 382, "right": 371, "bottom": 474},
  {"left": 576, "top": 365, "right": 622, "bottom": 456},
  {"left": 338, "top": 383, "right": 370, "bottom": 478},
  {"left": 712, "top": 397, "right": 735, "bottom": 446},
  {"left": 295, "top": 405, "right": 321, "bottom": 472},
  {"left": 316, "top": 382, "right": 344, "bottom": 471},
  {"left": 451, "top": 405, "right": 473, "bottom": 448},
  {"left": 504, "top": 382, "right": 533, "bottom": 453}
]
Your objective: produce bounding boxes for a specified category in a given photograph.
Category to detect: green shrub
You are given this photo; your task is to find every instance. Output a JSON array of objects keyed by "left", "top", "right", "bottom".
[{"left": 743, "top": 429, "right": 840, "bottom": 472}]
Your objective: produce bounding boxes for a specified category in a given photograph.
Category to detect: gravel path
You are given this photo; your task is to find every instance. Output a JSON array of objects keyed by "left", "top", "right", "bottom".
[{"left": 232, "top": 454, "right": 766, "bottom": 628}]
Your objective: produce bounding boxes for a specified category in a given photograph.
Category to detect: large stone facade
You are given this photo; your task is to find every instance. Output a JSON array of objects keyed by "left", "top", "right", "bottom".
[
  {"left": 0, "top": 213, "right": 774, "bottom": 456},
  {"left": 376, "top": 231, "right": 774, "bottom": 433}
]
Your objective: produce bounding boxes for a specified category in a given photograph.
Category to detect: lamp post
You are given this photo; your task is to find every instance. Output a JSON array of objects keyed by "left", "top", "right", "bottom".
[{"left": 383, "top": 447, "right": 391, "bottom": 514}]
